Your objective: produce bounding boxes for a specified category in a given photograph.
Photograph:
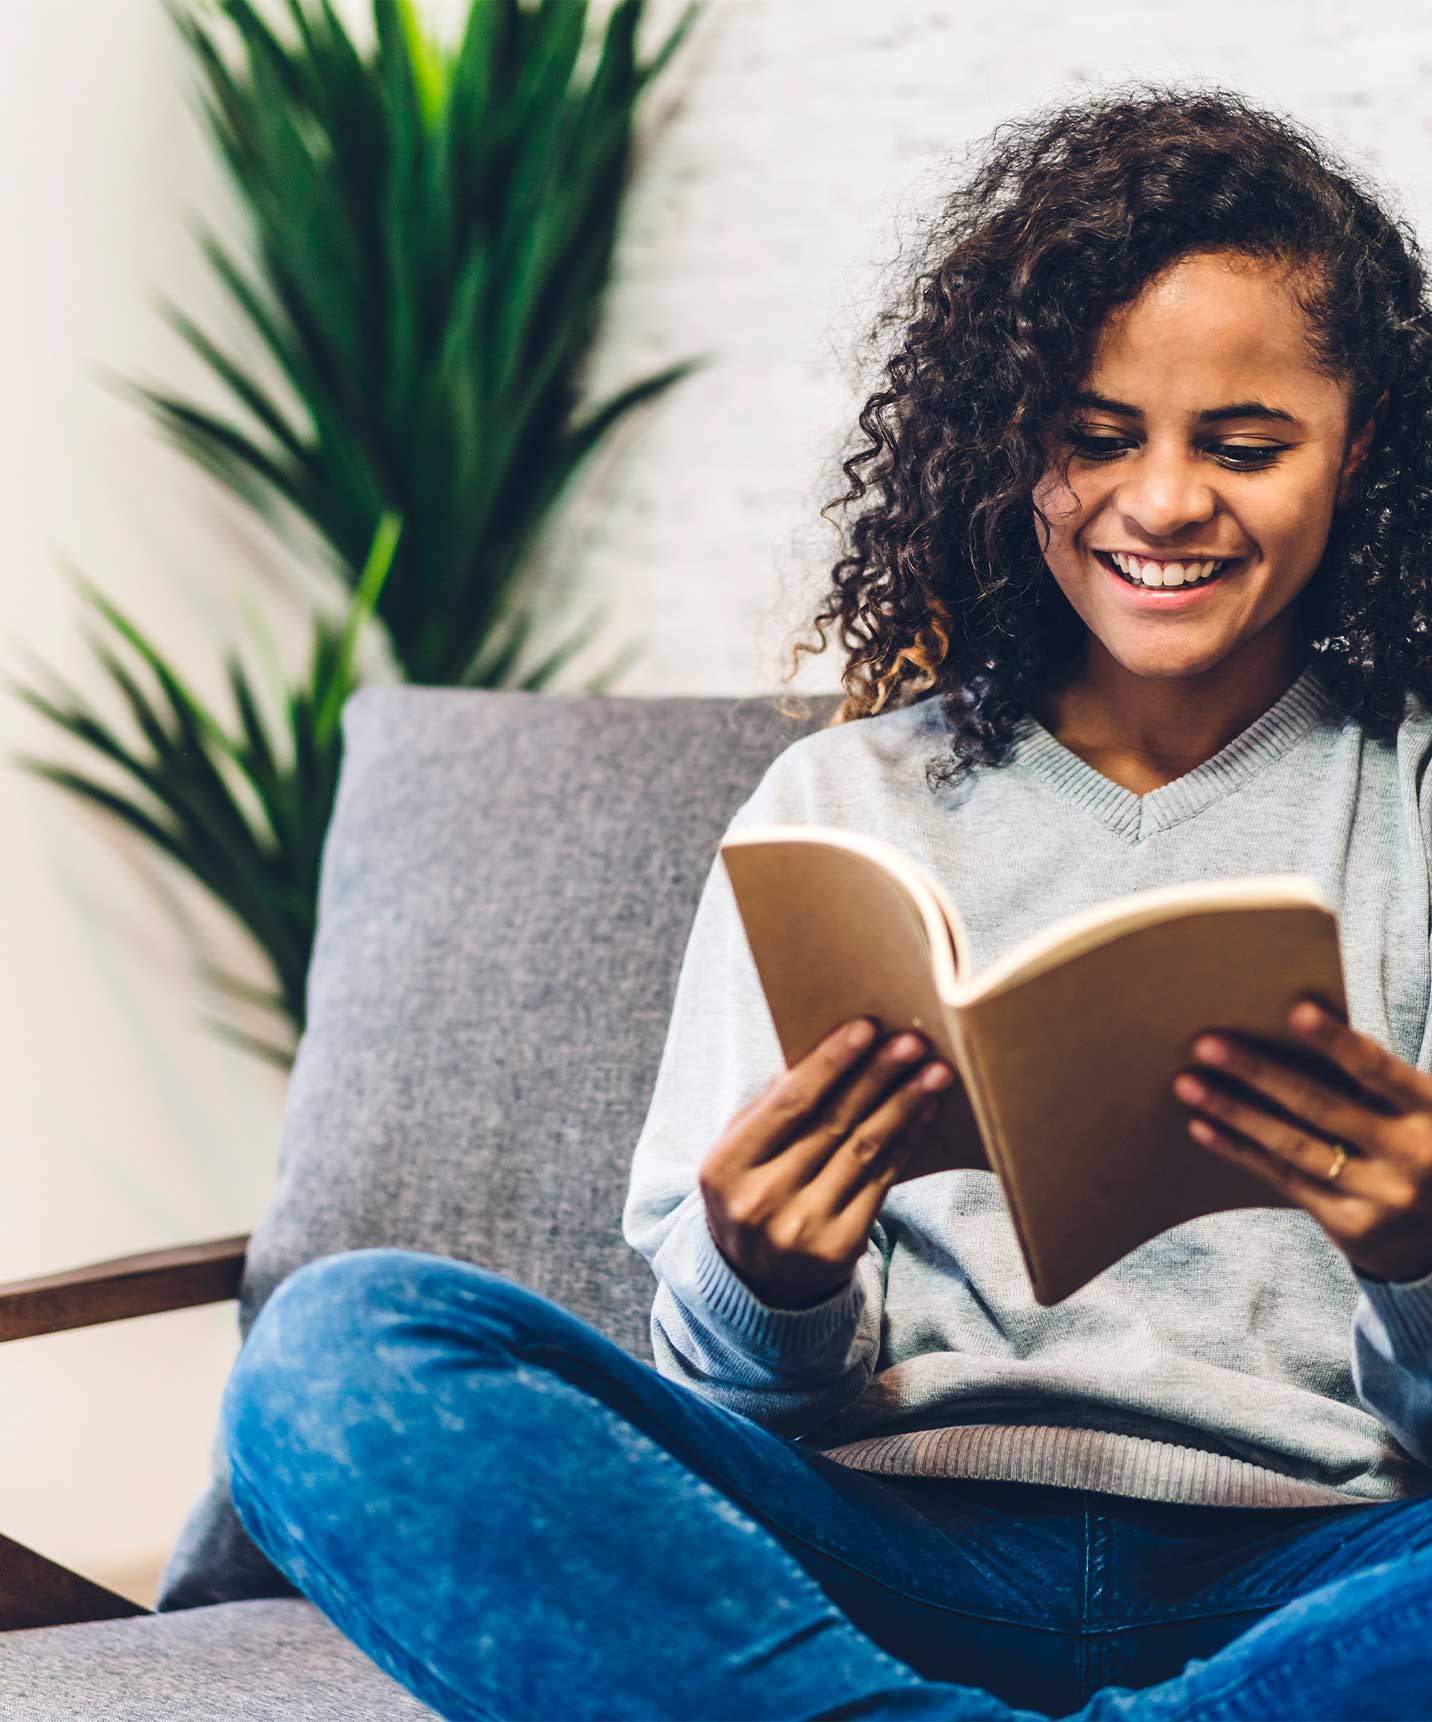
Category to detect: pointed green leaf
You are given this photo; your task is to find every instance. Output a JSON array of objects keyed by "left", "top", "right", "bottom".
[
  {"left": 195, "top": 1014, "right": 297, "bottom": 1070},
  {"left": 9, "top": 758, "right": 202, "bottom": 880},
  {"left": 315, "top": 509, "right": 402, "bottom": 746},
  {"left": 194, "top": 957, "right": 291, "bottom": 1014},
  {"left": 109, "top": 380, "right": 310, "bottom": 517},
  {"left": 515, "top": 617, "right": 599, "bottom": 692},
  {"left": 577, "top": 631, "right": 649, "bottom": 694},
  {"left": 153, "top": 295, "right": 311, "bottom": 465},
  {"left": 461, "top": 597, "right": 539, "bottom": 687},
  {"left": 636, "top": 0, "right": 703, "bottom": 92},
  {"left": 395, "top": 0, "right": 447, "bottom": 126}
]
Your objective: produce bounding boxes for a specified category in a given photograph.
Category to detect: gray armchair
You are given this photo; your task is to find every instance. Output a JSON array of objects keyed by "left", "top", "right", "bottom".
[{"left": 0, "top": 685, "right": 836, "bottom": 1720}]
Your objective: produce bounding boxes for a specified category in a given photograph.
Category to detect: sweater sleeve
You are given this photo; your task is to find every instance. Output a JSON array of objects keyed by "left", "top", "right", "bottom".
[
  {"left": 1350, "top": 705, "right": 1432, "bottom": 1469},
  {"left": 1350, "top": 1266, "right": 1432, "bottom": 1468},
  {"left": 621, "top": 757, "right": 887, "bottom": 1438}
]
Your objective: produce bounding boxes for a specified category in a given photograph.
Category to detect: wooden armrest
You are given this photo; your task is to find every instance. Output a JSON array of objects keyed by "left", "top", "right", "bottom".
[
  {"left": 0, "top": 1531, "right": 151, "bottom": 1631},
  {"left": 0, "top": 1234, "right": 250, "bottom": 1342},
  {"left": 0, "top": 1234, "right": 251, "bottom": 1629}
]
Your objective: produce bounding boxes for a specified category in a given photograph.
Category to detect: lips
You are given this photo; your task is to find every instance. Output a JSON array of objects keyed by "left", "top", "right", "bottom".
[{"left": 1093, "top": 549, "right": 1242, "bottom": 587}]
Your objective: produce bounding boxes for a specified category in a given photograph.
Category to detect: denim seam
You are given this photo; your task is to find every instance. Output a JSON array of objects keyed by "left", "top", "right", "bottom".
[
  {"left": 525, "top": 1368, "right": 932, "bottom": 1693},
  {"left": 1180, "top": 1608, "right": 1432, "bottom": 1722},
  {"left": 1149, "top": 1555, "right": 1432, "bottom": 1722},
  {"left": 525, "top": 1339, "right": 1076, "bottom": 1636},
  {"left": 228, "top": 1448, "right": 497, "bottom": 1722},
  {"left": 1079, "top": 1505, "right": 1095, "bottom": 1705},
  {"left": 1109, "top": 1497, "right": 1432, "bottom": 1630},
  {"left": 1090, "top": 1592, "right": 1331, "bottom": 1633}
]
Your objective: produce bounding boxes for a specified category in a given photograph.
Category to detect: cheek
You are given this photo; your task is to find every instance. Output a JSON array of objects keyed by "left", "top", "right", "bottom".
[
  {"left": 1249, "top": 455, "right": 1348, "bottom": 565},
  {"left": 1249, "top": 492, "right": 1334, "bottom": 573}
]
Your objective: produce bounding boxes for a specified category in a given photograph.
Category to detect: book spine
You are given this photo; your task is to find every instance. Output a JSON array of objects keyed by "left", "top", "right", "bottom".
[{"left": 942, "top": 1000, "right": 1044, "bottom": 1299}]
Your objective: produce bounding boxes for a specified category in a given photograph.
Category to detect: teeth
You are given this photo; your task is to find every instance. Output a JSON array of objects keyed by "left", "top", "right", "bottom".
[{"left": 1108, "top": 552, "right": 1230, "bottom": 587}]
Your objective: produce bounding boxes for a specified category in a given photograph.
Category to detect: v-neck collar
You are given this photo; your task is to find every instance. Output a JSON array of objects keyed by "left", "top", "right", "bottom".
[{"left": 1006, "top": 661, "right": 1340, "bottom": 843}]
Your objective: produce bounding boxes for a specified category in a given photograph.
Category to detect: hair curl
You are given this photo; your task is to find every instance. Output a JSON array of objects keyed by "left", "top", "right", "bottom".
[{"left": 775, "top": 79, "right": 1432, "bottom": 795}]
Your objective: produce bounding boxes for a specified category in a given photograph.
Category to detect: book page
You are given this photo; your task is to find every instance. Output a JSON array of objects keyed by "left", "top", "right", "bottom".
[
  {"left": 724, "top": 824, "right": 972, "bottom": 985},
  {"left": 717, "top": 823, "right": 1350, "bottom": 1303},
  {"left": 719, "top": 826, "right": 989, "bottom": 1178},
  {"left": 958, "top": 874, "right": 1331, "bottom": 1004},
  {"left": 957, "top": 901, "right": 1348, "bottom": 1303}
]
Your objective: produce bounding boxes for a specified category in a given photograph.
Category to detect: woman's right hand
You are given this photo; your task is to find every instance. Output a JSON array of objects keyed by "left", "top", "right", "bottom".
[{"left": 697, "top": 1017, "right": 955, "bottom": 1309}]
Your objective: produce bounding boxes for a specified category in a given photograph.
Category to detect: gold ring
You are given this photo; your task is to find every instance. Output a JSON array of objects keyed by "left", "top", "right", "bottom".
[{"left": 1325, "top": 1142, "right": 1349, "bottom": 1182}]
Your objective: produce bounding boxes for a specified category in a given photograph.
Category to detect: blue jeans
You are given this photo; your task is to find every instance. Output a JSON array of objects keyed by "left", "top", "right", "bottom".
[{"left": 220, "top": 1246, "right": 1432, "bottom": 1721}]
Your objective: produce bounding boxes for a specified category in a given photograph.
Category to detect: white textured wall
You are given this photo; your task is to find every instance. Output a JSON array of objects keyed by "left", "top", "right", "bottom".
[{"left": 1, "top": 0, "right": 1422, "bottom": 1607}]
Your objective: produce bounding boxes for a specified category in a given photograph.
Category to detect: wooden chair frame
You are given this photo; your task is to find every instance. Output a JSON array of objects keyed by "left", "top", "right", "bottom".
[{"left": 0, "top": 1236, "right": 249, "bottom": 1632}]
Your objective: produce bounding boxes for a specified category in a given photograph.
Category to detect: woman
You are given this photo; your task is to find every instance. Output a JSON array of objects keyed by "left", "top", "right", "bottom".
[{"left": 222, "top": 83, "right": 1432, "bottom": 1720}]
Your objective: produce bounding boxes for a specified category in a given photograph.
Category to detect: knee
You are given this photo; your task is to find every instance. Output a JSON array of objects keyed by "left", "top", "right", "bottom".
[
  {"left": 221, "top": 1249, "right": 436, "bottom": 1469},
  {"left": 242, "top": 1247, "right": 431, "bottom": 1369},
  {"left": 258, "top": 1246, "right": 577, "bottom": 1364},
  {"left": 220, "top": 1248, "right": 554, "bottom": 1474},
  {"left": 260, "top": 1246, "right": 440, "bottom": 1337}
]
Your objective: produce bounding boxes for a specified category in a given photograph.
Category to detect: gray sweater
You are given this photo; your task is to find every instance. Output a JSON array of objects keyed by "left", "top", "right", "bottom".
[{"left": 622, "top": 662, "right": 1432, "bottom": 1508}]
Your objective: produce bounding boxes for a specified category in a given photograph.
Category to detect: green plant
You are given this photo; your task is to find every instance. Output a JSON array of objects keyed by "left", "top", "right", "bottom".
[
  {"left": 7, "top": 0, "right": 705, "bottom": 1067},
  {"left": 6, "top": 512, "right": 403, "bottom": 1067},
  {"left": 131, "top": 0, "right": 705, "bottom": 686}
]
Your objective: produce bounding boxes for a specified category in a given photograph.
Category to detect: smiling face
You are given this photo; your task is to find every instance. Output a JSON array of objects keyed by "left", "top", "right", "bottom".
[{"left": 1031, "top": 249, "right": 1377, "bottom": 692}]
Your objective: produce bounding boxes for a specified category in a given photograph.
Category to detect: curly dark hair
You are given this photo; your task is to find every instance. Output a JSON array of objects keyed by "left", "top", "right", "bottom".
[{"left": 775, "top": 79, "right": 1432, "bottom": 795}]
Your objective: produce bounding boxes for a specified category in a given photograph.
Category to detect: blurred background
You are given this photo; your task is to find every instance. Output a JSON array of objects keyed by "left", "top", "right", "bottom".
[{"left": 0, "top": 0, "right": 1420, "bottom": 1609}]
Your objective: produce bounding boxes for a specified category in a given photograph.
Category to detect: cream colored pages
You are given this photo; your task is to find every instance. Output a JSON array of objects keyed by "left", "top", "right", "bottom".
[
  {"left": 719, "top": 825, "right": 1352, "bottom": 1303},
  {"left": 962, "top": 871, "right": 1332, "bottom": 999},
  {"left": 717, "top": 830, "right": 988, "bottom": 1182},
  {"left": 957, "top": 907, "right": 1348, "bottom": 1302}
]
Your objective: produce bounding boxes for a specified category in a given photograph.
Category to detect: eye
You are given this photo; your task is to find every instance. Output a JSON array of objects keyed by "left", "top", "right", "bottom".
[
  {"left": 1212, "top": 444, "right": 1287, "bottom": 470},
  {"left": 1064, "top": 435, "right": 1133, "bottom": 461},
  {"left": 1065, "top": 431, "right": 1286, "bottom": 471}
]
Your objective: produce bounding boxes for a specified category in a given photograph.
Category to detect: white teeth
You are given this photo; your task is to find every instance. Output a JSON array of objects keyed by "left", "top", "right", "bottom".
[{"left": 1108, "top": 552, "right": 1229, "bottom": 587}]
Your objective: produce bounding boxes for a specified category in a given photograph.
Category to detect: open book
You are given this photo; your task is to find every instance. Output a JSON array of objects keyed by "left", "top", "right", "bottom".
[{"left": 719, "top": 824, "right": 1353, "bottom": 1306}]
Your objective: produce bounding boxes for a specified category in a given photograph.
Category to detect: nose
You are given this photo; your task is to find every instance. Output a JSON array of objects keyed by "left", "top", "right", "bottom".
[{"left": 1112, "top": 444, "right": 1218, "bottom": 541}]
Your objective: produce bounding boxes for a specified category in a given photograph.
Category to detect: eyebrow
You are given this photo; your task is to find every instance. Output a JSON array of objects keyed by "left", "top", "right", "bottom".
[{"left": 1070, "top": 390, "right": 1297, "bottom": 425}]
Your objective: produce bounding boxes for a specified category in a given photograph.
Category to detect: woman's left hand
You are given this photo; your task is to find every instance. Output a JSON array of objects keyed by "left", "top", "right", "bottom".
[{"left": 1173, "top": 997, "right": 1432, "bottom": 1285}]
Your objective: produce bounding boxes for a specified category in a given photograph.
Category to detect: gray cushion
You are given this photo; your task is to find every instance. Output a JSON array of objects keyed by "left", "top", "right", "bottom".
[
  {"left": 158, "top": 688, "right": 838, "bottom": 1613},
  {"left": 0, "top": 1598, "right": 439, "bottom": 1719}
]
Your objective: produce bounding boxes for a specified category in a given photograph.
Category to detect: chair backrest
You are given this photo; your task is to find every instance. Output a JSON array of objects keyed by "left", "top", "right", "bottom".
[{"left": 157, "top": 685, "right": 839, "bottom": 1611}]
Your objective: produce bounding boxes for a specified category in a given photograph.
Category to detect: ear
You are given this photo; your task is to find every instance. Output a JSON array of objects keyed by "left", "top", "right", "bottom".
[{"left": 1337, "top": 387, "right": 1389, "bottom": 508}]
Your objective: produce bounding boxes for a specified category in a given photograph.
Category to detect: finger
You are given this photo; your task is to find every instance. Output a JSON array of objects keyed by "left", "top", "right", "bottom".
[
  {"left": 1181, "top": 1037, "right": 1393, "bottom": 1166},
  {"left": 817, "top": 1029, "right": 936, "bottom": 1144},
  {"left": 808, "top": 1056, "right": 951, "bottom": 1218},
  {"left": 820, "top": 1133, "right": 916, "bottom": 1269},
  {"left": 1184, "top": 1110, "right": 1386, "bottom": 1238},
  {"left": 751, "top": 1028, "right": 936, "bottom": 1194},
  {"left": 726, "top": 1067, "right": 784, "bottom": 1130},
  {"left": 786, "top": 1032, "right": 949, "bottom": 1204},
  {"left": 1287, "top": 999, "right": 1432, "bottom": 1117},
  {"left": 1182, "top": 1079, "right": 1374, "bottom": 1197},
  {"left": 716, "top": 1017, "right": 884, "bottom": 1175}
]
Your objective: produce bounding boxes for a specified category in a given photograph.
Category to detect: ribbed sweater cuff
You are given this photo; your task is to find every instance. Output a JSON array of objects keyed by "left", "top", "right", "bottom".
[
  {"left": 1355, "top": 1262, "right": 1432, "bottom": 1355},
  {"left": 689, "top": 1203, "right": 863, "bottom": 1358}
]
